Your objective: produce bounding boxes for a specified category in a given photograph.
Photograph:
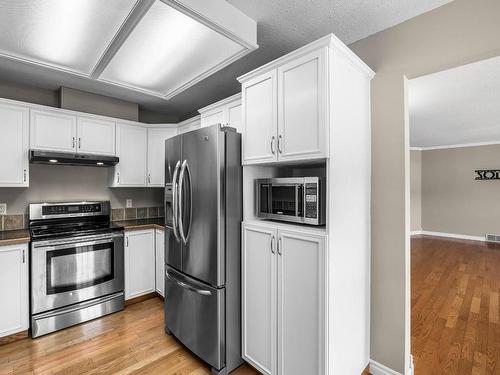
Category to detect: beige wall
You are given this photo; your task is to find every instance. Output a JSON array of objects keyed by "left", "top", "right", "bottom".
[
  {"left": 420, "top": 145, "right": 500, "bottom": 237},
  {"left": 350, "top": 0, "right": 500, "bottom": 372},
  {"left": 410, "top": 150, "right": 422, "bottom": 232}
]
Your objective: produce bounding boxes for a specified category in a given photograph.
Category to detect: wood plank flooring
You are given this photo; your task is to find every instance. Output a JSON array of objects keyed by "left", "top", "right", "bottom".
[
  {"left": 412, "top": 236, "right": 500, "bottom": 375},
  {"left": 0, "top": 297, "right": 259, "bottom": 375}
]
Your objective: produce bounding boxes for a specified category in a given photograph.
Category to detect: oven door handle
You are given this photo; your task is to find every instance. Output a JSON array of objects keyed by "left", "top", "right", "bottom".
[{"left": 32, "top": 237, "right": 120, "bottom": 252}]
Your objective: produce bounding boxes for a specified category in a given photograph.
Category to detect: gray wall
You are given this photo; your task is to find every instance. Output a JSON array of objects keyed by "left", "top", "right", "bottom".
[
  {"left": 0, "top": 164, "right": 163, "bottom": 214},
  {"left": 420, "top": 145, "right": 500, "bottom": 237},
  {"left": 410, "top": 150, "right": 422, "bottom": 232},
  {"left": 0, "top": 80, "right": 172, "bottom": 214},
  {"left": 350, "top": 0, "right": 500, "bottom": 372}
]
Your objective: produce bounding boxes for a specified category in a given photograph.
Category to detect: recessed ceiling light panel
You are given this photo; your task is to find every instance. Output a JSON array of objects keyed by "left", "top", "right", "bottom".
[
  {"left": 0, "top": 0, "right": 138, "bottom": 75},
  {"left": 99, "top": 0, "right": 246, "bottom": 98}
]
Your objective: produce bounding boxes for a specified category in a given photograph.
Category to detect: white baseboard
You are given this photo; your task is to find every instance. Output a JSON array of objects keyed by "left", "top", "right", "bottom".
[
  {"left": 369, "top": 360, "right": 402, "bottom": 375},
  {"left": 411, "top": 230, "right": 484, "bottom": 242}
]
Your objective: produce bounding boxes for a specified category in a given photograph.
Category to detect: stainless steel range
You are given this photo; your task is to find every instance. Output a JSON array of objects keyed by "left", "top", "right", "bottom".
[{"left": 28, "top": 201, "right": 124, "bottom": 338}]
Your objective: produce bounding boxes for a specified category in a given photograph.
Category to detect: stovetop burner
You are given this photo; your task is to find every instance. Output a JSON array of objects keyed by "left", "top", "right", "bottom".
[{"left": 28, "top": 201, "right": 123, "bottom": 241}]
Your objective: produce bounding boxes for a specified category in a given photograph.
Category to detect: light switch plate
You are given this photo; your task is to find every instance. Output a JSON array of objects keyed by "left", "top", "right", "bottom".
[
  {"left": 0, "top": 203, "right": 6, "bottom": 215},
  {"left": 126, "top": 199, "right": 132, "bottom": 208}
]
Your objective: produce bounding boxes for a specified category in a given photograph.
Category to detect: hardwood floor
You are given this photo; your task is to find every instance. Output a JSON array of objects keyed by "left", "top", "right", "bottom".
[
  {"left": 0, "top": 297, "right": 259, "bottom": 375},
  {"left": 412, "top": 235, "right": 500, "bottom": 375}
]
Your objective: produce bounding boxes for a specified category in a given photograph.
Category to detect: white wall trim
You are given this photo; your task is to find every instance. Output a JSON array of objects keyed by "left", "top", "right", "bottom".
[
  {"left": 410, "top": 230, "right": 423, "bottom": 236},
  {"left": 410, "top": 140, "right": 500, "bottom": 151},
  {"left": 411, "top": 230, "right": 484, "bottom": 242},
  {"left": 369, "top": 360, "right": 402, "bottom": 375}
]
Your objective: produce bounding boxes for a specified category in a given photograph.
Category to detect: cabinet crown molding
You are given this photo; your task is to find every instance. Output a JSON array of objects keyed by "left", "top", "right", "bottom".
[
  {"left": 198, "top": 93, "right": 241, "bottom": 114},
  {"left": 237, "top": 33, "right": 375, "bottom": 83}
]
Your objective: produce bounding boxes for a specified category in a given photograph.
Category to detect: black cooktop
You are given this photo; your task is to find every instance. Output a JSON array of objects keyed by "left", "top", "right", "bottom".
[{"left": 29, "top": 217, "right": 123, "bottom": 241}]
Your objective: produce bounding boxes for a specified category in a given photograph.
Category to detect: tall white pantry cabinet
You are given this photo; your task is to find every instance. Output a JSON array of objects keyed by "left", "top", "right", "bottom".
[{"left": 238, "top": 34, "right": 374, "bottom": 375}]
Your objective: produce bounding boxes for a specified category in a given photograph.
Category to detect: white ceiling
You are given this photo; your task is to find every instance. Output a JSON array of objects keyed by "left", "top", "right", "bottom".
[
  {"left": 0, "top": 0, "right": 452, "bottom": 118},
  {"left": 409, "top": 56, "right": 500, "bottom": 148}
]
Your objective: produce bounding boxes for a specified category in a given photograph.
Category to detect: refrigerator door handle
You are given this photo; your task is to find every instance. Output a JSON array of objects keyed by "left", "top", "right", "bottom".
[
  {"left": 178, "top": 159, "right": 192, "bottom": 245},
  {"left": 166, "top": 271, "right": 212, "bottom": 296},
  {"left": 172, "top": 160, "right": 181, "bottom": 242}
]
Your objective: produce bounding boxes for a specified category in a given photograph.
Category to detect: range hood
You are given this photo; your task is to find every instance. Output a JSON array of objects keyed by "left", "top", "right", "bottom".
[{"left": 29, "top": 150, "right": 119, "bottom": 167}]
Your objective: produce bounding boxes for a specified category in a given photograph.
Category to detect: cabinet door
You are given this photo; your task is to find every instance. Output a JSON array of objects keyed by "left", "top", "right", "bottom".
[
  {"left": 242, "top": 223, "right": 277, "bottom": 375},
  {"left": 227, "top": 99, "right": 242, "bottom": 134},
  {"left": 114, "top": 123, "right": 147, "bottom": 186},
  {"left": 277, "top": 48, "right": 328, "bottom": 162},
  {"left": 0, "top": 244, "right": 28, "bottom": 337},
  {"left": 0, "top": 103, "right": 29, "bottom": 187},
  {"left": 147, "top": 127, "right": 178, "bottom": 187},
  {"left": 125, "top": 230, "right": 155, "bottom": 300},
  {"left": 155, "top": 229, "right": 165, "bottom": 297},
  {"left": 30, "top": 109, "right": 77, "bottom": 152},
  {"left": 200, "top": 106, "right": 226, "bottom": 128},
  {"left": 242, "top": 71, "right": 278, "bottom": 165},
  {"left": 277, "top": 229, "right": 326, "bottom": 375},
  {"left": 77, "top": 116, "right": 115, "bottom": 156}
]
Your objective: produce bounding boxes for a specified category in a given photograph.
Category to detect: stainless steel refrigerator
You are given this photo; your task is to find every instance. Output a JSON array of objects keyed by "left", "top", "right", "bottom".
[{"left": 163, "top": 124, "right": 242, "bottom": 375}]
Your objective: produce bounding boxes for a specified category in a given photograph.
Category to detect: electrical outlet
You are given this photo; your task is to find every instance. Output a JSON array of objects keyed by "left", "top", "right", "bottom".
[
  {"left": 0, "top": 203, "right": 6, "bottom": 215},
  {"left": 126, "top": 199, "right": 133, "bottom": 208}
]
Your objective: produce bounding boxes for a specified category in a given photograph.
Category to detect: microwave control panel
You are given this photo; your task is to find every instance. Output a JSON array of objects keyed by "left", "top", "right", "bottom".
[{"left": 305, "top": 184, "right": 318, "bottom": 219}]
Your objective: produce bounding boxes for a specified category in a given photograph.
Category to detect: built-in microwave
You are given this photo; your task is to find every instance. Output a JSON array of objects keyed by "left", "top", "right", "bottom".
[{"left": 255, "top": 177, "right": 326, "bottom": 226}]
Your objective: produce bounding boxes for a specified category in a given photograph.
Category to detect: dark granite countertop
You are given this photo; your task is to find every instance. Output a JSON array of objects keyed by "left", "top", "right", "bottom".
[
  {"left": 0, "top": 229, "right": 31, "bottom": 246},
  {"left": 112, "top": 217, "right": 165, "bottom": 231}
]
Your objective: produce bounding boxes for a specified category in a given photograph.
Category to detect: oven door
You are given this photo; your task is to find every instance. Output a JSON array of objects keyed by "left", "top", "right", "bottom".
[{"left": 31, "top": 233, "right": 124, "bottom": 315}]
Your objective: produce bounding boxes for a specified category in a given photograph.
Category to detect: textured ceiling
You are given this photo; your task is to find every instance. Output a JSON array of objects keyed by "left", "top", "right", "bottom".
[
  {"left": 0, "top": 0, "right": 452, "bottom": 119},
  {"left": 409, "top": 56, "right": 500, "bottom": 148}
]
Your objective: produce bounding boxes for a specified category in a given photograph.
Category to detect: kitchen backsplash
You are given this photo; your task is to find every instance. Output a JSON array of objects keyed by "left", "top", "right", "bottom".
[{"left": 0, "top": 206, "right": 164, "bottom": 231}]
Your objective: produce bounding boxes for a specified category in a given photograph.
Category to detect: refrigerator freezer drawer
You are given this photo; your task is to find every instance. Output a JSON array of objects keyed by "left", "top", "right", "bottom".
[{"left": 165, "top": 266, "right": 225, "bottom": 370}]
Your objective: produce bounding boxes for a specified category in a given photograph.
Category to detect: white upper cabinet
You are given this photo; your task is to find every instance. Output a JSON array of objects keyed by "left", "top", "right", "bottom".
[
  {"left": 30, "top": 108, "right": 77, "bottom": 152},
  {"left": 178, "top": 116, "right": 201, "bottom": 134},
  {"left": 199, "top": 94, "right": 242, "bottom": 133},
  {"left": 241, "top": 71, "right": 278, "bottom": 164},
  {"left": 147, "top": 126, "right": 178, "bottom": 187},
  {"left": 112, "top": 123, "right": 147, "bottom": 187},
  {"left": 277, "top": 48, "right": 327, "bottom": 162},
  {"left": 200, "top": 106, "right": 226, "bottom": 128},
  {"left": 0, "top": 244, "right": 29, "bottom": 338},
  {"left": 76, "top": 116, "right": 115, "bottom": 156},
  {"left": 0, "top": 102, "right": 29, "bottom": 187}
]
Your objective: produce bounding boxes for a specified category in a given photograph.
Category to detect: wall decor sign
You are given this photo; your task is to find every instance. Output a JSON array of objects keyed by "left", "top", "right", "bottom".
[{"left": 475, "top": 169, "right": 500, "bottom": 180}]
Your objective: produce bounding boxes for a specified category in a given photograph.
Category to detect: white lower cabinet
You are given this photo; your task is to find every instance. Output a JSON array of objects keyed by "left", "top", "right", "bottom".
[
  {"left": 242, "top": 222, "right": 326, "bottom": 375},
  {"left": 155, "top": 229, "right": 165, "bottom": 297},
  {"left": 0, "top": 243, "right": 29, "bottom": 337},
  {"left": 125, "top": 230, "right": 155, "bottom": 300}
]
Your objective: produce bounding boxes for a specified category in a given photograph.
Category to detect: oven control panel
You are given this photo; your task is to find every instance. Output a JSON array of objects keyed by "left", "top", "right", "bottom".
[{"left": 41, "top": 203, "right": 102, "bottom": 216}]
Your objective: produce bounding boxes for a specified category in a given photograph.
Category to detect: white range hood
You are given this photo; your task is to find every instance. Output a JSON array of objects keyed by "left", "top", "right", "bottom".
[{"left": 0, "top": 0, "right": 258, "bottom": 100}]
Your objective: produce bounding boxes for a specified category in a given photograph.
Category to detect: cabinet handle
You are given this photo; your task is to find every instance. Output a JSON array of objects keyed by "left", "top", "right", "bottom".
[
  {"left": 270, "top": 235, "right": 275, "bottom": 254},
  {"left": 23, "top": 169, "right": 27, "bottom": 182},
  {"left": 78, "top": 137, "right": 81, "bottom": 149},
  {"left": 271, "top": 136, "right": 276, "bottom": 155},
  {"left": 22, "top": 250, "right": 25, "bottom": 263},
  {"left": 277, "top": 237, "right": 282, "bottom": 256},
  {"left": 278, "top": 135, "right": 283, "bottom": 154},
  {"left": 148, "top": 174, "right": 151, "bottom": 184},
  {"left": 126, "top": 236, "right": 129, "bottom": 247},
  {"left": 72, "top": 137, "right": 75, "bottom": 149},
  {"left": 117, "top": 172, "right": 120, "bottom": 184}
]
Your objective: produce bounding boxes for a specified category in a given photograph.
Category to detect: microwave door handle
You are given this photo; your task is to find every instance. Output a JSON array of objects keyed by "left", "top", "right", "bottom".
[
  {"left": 172, "top": 160, "right": 181, "bottom": 242},
  {"left": 295, "top": 185, "right": 299, "bottom": 217}
]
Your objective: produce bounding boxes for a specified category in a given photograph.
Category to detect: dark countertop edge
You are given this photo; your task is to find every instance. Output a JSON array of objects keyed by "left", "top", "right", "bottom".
[
  {"left": 113, "top": 218, "right": 165, "bottom": 231},
  {"left": 0, "top": 229, "right": 31, "bottom": 246}
]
